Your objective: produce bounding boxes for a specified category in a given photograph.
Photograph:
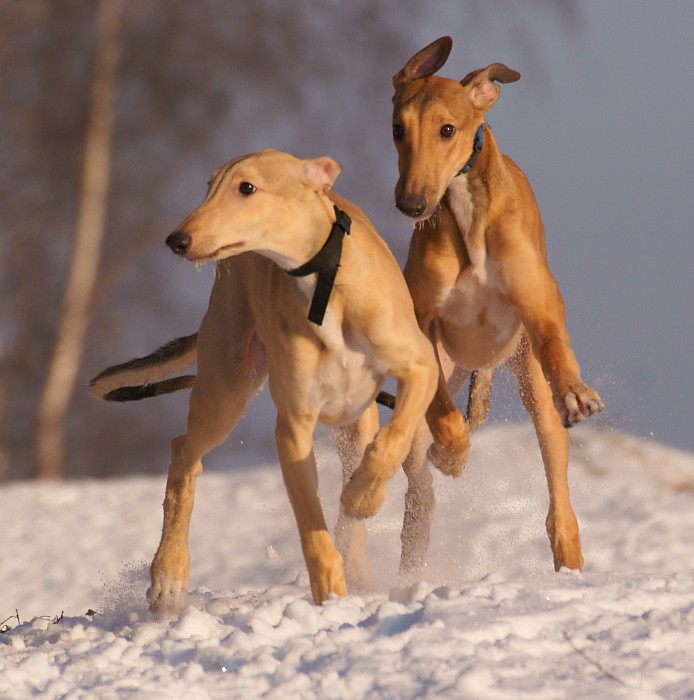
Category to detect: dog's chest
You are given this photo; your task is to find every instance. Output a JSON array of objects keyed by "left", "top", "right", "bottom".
[
  {"left": 447, "top": 177, "right": 474, "bottom": 237},
  {"left": 436, "top": 265, "right": 520, "bottom": 365},
  {"left": 435, "top": 181, "right": 519, "bottom": 348},
  {"left": 439, "top": 264, "right": 510, "bottom": 327},
  {"left": 308, "top": 315, "right": 385, "bottom": 424},
  {"left": 447, "top": 177, "right": 485, "bottom": 277}
]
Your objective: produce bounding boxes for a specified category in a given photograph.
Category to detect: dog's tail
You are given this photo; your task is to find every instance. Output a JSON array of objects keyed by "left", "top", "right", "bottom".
[
  {"left": 88, "top": 333, "right": 198, "bottom": 402},
  {"left": 375, "top": 366, "right": 494, "bottom": 432}
]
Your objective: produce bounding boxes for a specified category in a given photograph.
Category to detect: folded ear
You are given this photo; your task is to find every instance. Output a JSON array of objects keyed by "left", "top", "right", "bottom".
[
  {"left": 393, "top": 36, "right": 453, "bottom": 88},
  {"left": 302, "top": 156, "right": 342, "bottom": 193},
  {"left": 461, "top": 63, "right": 520, "bottom": 111}
]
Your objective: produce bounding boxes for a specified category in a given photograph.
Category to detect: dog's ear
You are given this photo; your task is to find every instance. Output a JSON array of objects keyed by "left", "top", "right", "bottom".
[
  {"left": 393, "top": 36, "right": 453, "bottom": 88},
  {"left": 461, "top": 63, "right": 520, "bottom": 111},
  {"left": 302, "top": 156, "right": 342, "bottom": 194}
]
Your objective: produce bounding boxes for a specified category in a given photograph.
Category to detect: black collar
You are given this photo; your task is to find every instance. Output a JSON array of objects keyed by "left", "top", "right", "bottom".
[
  {"left": 287, "top": 204, "right": 352, "bottom": 326},
  {"left": 456, "top": 123, "right": 484, "bottom": 177}
]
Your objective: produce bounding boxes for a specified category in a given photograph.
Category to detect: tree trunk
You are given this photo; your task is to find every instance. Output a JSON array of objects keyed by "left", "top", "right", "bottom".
[{"left": 35, "top": 0, "right": 124, "bottom": 478}]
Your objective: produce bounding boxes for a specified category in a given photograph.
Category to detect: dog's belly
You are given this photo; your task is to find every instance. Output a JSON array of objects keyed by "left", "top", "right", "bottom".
[{"left": 437, "top": 270, "right": 522, "bottom": 369}]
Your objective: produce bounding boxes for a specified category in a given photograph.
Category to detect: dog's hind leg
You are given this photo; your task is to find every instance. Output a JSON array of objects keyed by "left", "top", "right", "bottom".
[
  {"left": 148, "top": 283, "right": 266, "bottom": 616},
  {"left": 334, "top": 403, "right": 379, "bottom": 591},
  {"left": 399, "top": 420, "right": 434, "bottom": 578},
  {"left": 399, "top": 361, "right": 469, "bottom": 578},
  {"left": 275, "top": 411, "right": 347, "bottom": 604},
  {"left": 466, "top": 367, "right": 494, "bottom": 432},
  {"left": 507, "top": 333, "right": 583, "bottom": 571}
]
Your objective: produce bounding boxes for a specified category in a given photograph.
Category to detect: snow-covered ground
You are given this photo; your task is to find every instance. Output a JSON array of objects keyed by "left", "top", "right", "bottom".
[{"left": 2, "top": 423, "right": 693, "bottom": 699}]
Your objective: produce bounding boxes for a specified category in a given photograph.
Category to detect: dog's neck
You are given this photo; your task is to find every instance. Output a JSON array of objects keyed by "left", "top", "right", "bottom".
[
  {"left": 446, "top": 177, "right": 486, "bottom": 277},
  {"left": 262, "top": 193, "right": 335, "bottom": 267},
  {"left": 446, "top": 129, "right": 498, "bottom": 282},
  {"left": 456, "top": 123, "right": 485, "bottom": 177},
  {"left": 286, "top": 204, "right": 352, "bottom": 326}
]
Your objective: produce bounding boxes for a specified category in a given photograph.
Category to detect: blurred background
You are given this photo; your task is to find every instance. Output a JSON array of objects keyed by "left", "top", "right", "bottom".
[{"left": 2, "top": 0, "right": 692, "bottom": 480}]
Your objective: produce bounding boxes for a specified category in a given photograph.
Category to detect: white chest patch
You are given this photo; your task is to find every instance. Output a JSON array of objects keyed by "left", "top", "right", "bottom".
[
  {"left": 307, "top": 313, "right": 385, "bottom": 425},
  {"left": 447, "top": 177, "right": 474, "bottom": 233},
  {"left": 447, "top": 177, "right": 487, "bottom": 282},
  {"left": 437, "top": 257, "right": 519, "bottom": 356}
]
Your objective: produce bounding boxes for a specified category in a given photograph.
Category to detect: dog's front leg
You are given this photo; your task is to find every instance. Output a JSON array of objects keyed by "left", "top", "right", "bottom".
[
  {"left": 275, "top": 413, "right": 347, "bottom": 604},
  {"left": 341, "top": 359, "right": 437, "bottom": 519},
  {"left": 537, "top": 334, "right": 604, "bottom": 428},
  {"left": 424, "top": 340, "right": 470, "bottom": 477},
  {"left": 503, "top": 244, "right": 604, "bottom": 428},
  {"left": 148, "top": 435, "right": 200, "bottom": 617}
]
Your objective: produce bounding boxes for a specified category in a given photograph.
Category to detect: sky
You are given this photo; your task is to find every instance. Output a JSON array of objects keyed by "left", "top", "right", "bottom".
[{"left": 403, "top": 1, "right": 694, "bottom": 450}]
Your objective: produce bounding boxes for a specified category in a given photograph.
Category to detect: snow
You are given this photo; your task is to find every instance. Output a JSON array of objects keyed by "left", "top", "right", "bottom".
[{"left": 2, "top": 423, "right": 694, "bottom": 699}]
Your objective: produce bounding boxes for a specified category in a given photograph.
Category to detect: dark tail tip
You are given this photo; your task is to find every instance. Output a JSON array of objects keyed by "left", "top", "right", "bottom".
[{"left": 103, "top": 375, "right": 196, "bottom": 402}]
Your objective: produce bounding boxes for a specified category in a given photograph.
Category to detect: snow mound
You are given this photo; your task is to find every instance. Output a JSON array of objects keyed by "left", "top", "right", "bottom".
[{"left": 2, "top": 424, "right": 693, "bottom": 698}]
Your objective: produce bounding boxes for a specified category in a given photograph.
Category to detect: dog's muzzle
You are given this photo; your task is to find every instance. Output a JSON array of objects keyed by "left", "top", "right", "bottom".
[
  {"left": 395, "top": 193, "right": 427, "bottom": 219},
  {"left": 166, "top": 231, "right": 192, "bottom": 256}
]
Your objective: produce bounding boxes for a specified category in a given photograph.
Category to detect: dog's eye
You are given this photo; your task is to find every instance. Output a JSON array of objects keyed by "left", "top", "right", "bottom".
[
  {"left": 392, "top": 124, "right": 404, "bottom": 141},
  {"left": 440, "top": 124, "right": 456, "bottom": 138},
  {"left": 239, "top": 182, "right": 256, "bottom": 196}
]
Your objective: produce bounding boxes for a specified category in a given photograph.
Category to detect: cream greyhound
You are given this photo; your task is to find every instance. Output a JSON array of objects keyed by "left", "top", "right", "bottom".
[
  {"left": 390, "top": 37, "right": 604, "bottom": 573},
  {"left": 90, "top": 150, "right": 437, "bottom": 610}
]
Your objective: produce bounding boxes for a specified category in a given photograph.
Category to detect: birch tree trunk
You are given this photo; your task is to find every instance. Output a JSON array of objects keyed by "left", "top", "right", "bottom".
[{"left": 35, "top": 0, "right": 124, "bottom": 478}]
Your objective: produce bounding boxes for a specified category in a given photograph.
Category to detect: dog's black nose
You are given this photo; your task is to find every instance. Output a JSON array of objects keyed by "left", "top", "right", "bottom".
[
  {"left": 166, "top": 231, "right": 191, "bottom": 256},
  {"left": 395, "top": 195, "right": 426, "bottom": 219}
]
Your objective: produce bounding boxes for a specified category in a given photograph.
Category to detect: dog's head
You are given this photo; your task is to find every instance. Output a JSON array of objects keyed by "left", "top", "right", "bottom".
[
  {"left": 166, "top": 150, "right": 341, "bottom": 268},
  {"left": 391, "top": 36, "right": 519, "bottom": 222}
]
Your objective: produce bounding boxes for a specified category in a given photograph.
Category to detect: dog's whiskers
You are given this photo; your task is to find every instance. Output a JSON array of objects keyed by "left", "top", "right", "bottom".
[{"left": 414, "top": 204, "right": 440, "bottom": 231}]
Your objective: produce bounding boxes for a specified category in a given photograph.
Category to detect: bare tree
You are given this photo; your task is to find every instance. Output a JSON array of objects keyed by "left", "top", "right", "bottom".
[{"left": 35, "top": 0, "right": 124, "bottom": 478}]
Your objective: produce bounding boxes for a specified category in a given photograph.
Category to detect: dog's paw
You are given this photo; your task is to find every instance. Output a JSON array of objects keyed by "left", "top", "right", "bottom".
[
  {"left": 309, "top": 554, "right": 348, "bottom": 605},
  {"left": 546, "top": 508, "right": 584, "bottom": 572},
  {"left": 340, "top": 467, "right": 388, "bottom": 519},
  {"left": 148, "top": 547, "right": 190, "bottom": 618},
  {"left": 147, "top": 578, "right": 188, "bottom": 619},
  {"left": 556, "top": 384, "right": 604, "bottom": 428},
  {"left": 427, "top": 440, "right": 468, "bottom": 476},
  {"left": 428, "top": 410, "right": 469, "bottom": 476}
]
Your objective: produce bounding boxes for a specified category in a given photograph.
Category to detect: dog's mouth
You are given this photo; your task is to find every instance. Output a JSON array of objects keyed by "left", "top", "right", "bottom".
[
  {"left": 396, "top": 201, "right": 435, "bottom": 223},
  {"left": 189, "top": 241, "right": 246, "bottom": 264},
  {"left": 410, "top": 209, "right": 436, "bottom": 225},
  {"left": 400, "top": 202, "right": 440, "bottom": 226}
]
